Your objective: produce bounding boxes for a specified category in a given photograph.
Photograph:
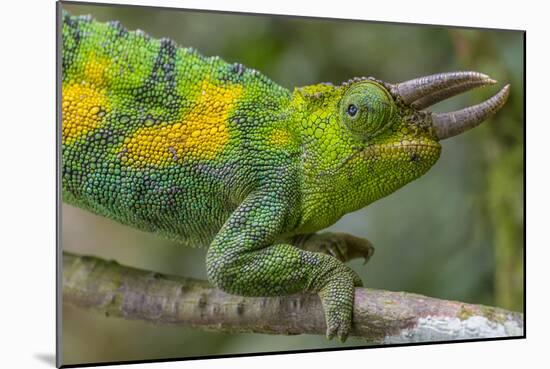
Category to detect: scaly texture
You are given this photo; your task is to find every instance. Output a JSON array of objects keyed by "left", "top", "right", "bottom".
[{"left": 62, "top": 12, "right": 484, "bottom": 341}]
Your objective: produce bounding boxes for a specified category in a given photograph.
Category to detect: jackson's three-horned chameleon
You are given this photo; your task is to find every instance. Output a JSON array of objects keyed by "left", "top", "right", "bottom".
[{"left": 61, "top": 11, "right": 510, "bottom": 341}]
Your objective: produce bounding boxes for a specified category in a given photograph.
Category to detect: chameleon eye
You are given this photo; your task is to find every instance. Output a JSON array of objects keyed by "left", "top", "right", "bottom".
[
  {"left": 340, "top": 81, "right": 396, "bottom": 138},
  {"left": 347, "top": 104, "right": 358, "bottom": 117}
]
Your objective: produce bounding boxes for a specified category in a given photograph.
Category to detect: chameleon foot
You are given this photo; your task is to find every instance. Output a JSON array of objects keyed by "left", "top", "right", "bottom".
[
  {"left": 319, "top": 269, "right": 362, "bottom": 342},
  {"left": 292, "top": 232, "right": 375, "bottom": 265}
]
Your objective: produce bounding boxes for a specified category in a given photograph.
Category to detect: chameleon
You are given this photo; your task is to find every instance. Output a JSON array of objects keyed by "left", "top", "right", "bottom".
[{"left": 61, "top": 11, "right": 510, "bottom": 341}]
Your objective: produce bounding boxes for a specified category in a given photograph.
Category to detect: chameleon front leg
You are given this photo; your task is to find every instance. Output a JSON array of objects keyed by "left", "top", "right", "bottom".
[
  {"left": 206, "top": 191, "right": 362, "bottom": 341},
  {"left": 289, "top": 232, "right": 375, "bottom": 265}
]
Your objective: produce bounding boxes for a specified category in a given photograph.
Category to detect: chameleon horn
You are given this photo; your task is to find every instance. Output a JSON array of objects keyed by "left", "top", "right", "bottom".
[
  {"left": 431, "top": 84, "right": 511, "bottom": 140},
  {"left": 411, "top": 78, "right": 497, "bottom": 109},
  {"left": 393, "top": 71, "right": 496, "bottom": 105}
]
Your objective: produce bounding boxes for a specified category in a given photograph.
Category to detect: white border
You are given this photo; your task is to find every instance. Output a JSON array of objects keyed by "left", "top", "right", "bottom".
[{"left": 2, "top": 0, "right": 547, "bottom": 368}]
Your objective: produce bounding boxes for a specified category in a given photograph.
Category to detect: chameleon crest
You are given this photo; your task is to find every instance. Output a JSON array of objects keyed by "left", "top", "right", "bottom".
[{"left": 61, "top": 12, "right": 509, "bottom": 341}]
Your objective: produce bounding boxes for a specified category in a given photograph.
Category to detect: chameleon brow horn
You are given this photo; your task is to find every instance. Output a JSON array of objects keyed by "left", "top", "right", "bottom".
[{"left": 391, "top": 71, "right": 511, "bottom": 140}]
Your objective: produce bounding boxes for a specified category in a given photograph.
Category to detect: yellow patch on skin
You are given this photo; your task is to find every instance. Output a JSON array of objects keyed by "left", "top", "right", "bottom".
[
  {"left": 83, "top": 53, "right": 112, "bottom": 87},
  {"left": 62, "top": 82, "right": 109, "bottom": 144},
  {"left": 269, "top": 128, "right": 292, "bottom": 147},
  {"left": 122, "top": 80, "right": 243, "bottom": 167}
]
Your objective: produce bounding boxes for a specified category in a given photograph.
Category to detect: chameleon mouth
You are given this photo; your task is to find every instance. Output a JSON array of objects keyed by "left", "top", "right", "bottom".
[
  {"left": 362, "top": 141, "right": 441, "bottom": 154},
  {"left": 318, "top": 141, "right": 440, "bottom": 178},
  {"left": 389, "top": 71, "right": 510, "bottom": 140},
  {"left": 357, "top": 141, "right": 441, "bottom": 164}
]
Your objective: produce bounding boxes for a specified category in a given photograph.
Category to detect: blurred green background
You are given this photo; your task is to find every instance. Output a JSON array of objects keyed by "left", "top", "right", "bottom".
[{"left": 61, "top": 2, "right": 524, "bottom": 366}]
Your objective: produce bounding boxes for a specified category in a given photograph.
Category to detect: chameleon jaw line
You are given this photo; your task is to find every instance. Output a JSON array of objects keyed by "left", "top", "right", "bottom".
[{"left": 390, "top": 71, "right": 510, "bottom": 140}]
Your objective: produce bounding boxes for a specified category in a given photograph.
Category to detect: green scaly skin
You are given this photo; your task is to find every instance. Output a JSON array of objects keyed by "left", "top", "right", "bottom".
[{"left": 61, "top": 12, "right": 441, "bottom": 340}]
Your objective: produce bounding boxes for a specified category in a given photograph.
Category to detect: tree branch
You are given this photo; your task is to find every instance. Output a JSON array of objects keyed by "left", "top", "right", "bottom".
[{"left": 62, "top": 252, "right": 523, "bottom": 343}]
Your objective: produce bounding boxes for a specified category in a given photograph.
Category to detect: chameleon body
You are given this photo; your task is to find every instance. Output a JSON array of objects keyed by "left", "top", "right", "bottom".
[{"left": 61, "top": 12, "right": 507, "bottom": 340}]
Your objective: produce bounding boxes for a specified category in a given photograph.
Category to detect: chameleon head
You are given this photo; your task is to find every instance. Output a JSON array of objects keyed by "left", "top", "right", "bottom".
[{"left": 295, "top": 71, "right": 510, "bottom": 227}]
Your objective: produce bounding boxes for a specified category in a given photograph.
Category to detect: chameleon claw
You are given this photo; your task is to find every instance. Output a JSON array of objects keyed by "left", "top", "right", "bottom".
[
  {"left": 325, "top": 244, "right": 339, "bottom": 259},
  {"left": 326, "top": 323, "right": 350, "bottom": 342},
  {"left": 363, "top": 244, "right": 375, "bottom": 264}
]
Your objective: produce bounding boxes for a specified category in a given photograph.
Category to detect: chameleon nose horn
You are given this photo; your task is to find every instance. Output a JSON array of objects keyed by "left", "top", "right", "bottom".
[{"left": 391, "top": 71, "right": 511, "bottom": 140}]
